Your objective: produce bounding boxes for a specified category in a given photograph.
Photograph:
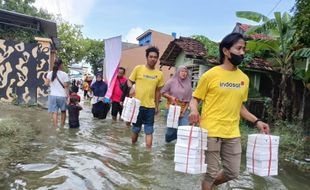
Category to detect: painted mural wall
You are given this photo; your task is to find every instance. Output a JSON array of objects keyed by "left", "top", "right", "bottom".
[{"left": 0, "top": 39, "right": 50, "bottom": 104}]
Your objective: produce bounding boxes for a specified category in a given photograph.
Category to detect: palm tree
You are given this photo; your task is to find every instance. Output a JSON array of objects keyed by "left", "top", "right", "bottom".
[{"left": 236, "top": 11, "right": 310, "bottom": 120}]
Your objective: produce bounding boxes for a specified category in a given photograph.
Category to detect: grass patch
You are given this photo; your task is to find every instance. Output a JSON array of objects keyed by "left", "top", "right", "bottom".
[{"left": 240, "top": 120, "right": 306, "bottom": 161}]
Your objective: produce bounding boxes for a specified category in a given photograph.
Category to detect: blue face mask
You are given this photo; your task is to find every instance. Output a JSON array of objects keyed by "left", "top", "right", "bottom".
[{"left": 229, "top": 52, "right": 244, "bottom": 66}]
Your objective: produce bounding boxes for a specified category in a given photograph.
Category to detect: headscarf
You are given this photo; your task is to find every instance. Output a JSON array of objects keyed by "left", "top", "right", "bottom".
[
  {"left": 161, "top": 66, "right": 192, "bottom": 102},
  {"left": 91, "top": 73, "right": 107, "bottom": 97}
]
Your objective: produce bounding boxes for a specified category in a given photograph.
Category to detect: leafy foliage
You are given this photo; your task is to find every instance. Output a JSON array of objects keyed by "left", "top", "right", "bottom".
[
  {"left": 236, "top": 11, "right": 310, "bottom": 120},
  {"left": 0, "top": 0, "right": 52, "bottom": 43},
  {"left": 293, "top": 0, "right": 310, "bottom": 47},
  {"left": 83, "top": 38, "right": 104, "bottom": 74},
  {"left": 294, "top": 67, "right": 310, "bottom": 82},
  {"left": 0, "top": 0, "right": 52, "bottom": 19},
  {"left": 57, "top": 20, "right": 86, "bottom": 65},
  {"left": 192, "top": 35, "right": 219, "bottom": 58}
]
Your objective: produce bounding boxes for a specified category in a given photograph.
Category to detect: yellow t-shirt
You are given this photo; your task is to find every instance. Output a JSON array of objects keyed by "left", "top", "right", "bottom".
[
  {"left": 192, "top": 66, "right": 249, "bottom": 138},
  {"left": 129, "top": 65, "right": 164, "bottom": 108}
]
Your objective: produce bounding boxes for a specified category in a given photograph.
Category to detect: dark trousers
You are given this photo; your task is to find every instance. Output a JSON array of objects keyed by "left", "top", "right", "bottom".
[
  {"left": 111, "top": 101, "right": 123, "bottom": 117},
  {"left": 69, "top": 121, "right": 80, "bottom": 128},
  {"left": 92, "top": 102, "right": 110, "bottom": 119}
]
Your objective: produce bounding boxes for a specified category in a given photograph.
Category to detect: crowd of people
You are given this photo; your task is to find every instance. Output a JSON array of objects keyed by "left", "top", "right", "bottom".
[{"left": 45, "top": 33, "right": 270, "bottom": 190}]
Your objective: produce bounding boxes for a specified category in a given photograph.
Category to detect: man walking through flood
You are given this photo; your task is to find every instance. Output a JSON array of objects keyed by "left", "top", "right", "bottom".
[
  {"left": 189, "top": 33, "right": 270, "bottom": 190},
  {"left": 127, "top": 46, "right": 164, "bottom": 148}
]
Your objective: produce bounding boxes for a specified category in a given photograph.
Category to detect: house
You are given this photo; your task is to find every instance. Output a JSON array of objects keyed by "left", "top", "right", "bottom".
[
  {"left": 232, "top": 22, "right": 273, "bottom": 40},
  {"left": 120, "top": 29, "right": 175, "bottom": 82},
  {"left": 159, "top": 34, "right": 275, "bottom": 118},
  {"left": 0, "top": 9, "right": 57, "bottom": 105},
  {"left": 160, "top": 37, "right": 207, "bottom": 87}
]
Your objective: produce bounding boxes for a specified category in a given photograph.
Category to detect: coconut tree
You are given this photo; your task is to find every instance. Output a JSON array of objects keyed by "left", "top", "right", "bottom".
[{"left": 236, "top": 11, "right": 310, "bottom": 120}]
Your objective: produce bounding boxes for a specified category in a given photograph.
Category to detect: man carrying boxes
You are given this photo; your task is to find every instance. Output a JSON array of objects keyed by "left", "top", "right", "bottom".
[
  {"left": 127, "top": 46, "right": 164, "bottom": 148},
  {"left": 189, "top": 33, "right": 270, "bottom": 190}
]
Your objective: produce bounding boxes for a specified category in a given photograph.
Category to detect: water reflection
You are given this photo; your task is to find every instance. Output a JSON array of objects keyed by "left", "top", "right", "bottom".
[{"left": 0, "top": 104, "right": 309, "bottom": 190}]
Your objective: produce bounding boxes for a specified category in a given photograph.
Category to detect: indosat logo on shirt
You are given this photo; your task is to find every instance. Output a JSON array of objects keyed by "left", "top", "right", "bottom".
[
  {"left": 220, "top": 81, "right": 244, "bottom": 89},
  {"left": 143, "top": 75, "right": 157, "bottom": 79}
]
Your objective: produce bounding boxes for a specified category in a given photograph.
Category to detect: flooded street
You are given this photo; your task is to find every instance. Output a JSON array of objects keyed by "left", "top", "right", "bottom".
[{"left": 0, "top": 101, "right": 309, "bottom": 190}]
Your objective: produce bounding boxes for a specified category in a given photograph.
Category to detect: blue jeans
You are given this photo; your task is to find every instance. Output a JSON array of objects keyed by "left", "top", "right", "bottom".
[
  {"left": 132, "top": 107, "right": 155, "bottom": 135},
  {"left": 165, "top": 109, "right": 189, "bottom": 143},
  {"left": 48, "top": 95, "right": 67, "bottom": 113}
]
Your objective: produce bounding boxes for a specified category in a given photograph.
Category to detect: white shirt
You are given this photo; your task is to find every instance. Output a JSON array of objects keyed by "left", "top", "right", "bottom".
[{"left": 47, "top": 70, "right": 69, "bottom": 97}]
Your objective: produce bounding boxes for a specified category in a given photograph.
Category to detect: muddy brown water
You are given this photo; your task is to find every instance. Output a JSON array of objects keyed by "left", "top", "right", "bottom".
[{"left": 0, "top": 102, "right": 309, "bottom": 190}]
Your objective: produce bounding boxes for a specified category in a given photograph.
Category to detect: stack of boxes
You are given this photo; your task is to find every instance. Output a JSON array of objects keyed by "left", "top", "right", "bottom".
[
  {"left": 167, "top": 105, "right": 181, "bottom": 128},
  {"left": 246, "top": 134, "right": 280, "bottom": 176},
  {"left": 121, "top": 97, "right": 141, "bottom": 123},
  {"left": 174, "top": 126, "right": 208, "bottom": 174}
]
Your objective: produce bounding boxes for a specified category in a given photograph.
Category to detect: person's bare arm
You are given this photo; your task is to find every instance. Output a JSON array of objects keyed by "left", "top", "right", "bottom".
[
  {"left": 155, "top": 87, "right": 162, "bottom": 114},
  {"left": 189, "top": 97, "right": 201, "bottom": 125},
  {"left": 127, "top": 79, "right": 134, "bottom": 88},
  {"left": 162, "top": 92, "right": 177, "bottom": 105},
  {"left": 44, "top": 78, "right": 50, "bottom": 86},
  {"left": 240, "top": 105, "right": 269, "bottom": 134}
]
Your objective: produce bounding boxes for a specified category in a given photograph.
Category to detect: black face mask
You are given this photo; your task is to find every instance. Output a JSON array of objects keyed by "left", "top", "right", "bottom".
[{"left": 228, "top": 52, "right": 244, "bottom": 66}]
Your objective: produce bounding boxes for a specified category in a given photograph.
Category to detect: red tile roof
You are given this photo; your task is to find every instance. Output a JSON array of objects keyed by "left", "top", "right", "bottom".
[
  {"left": 235, "top": 23, "right": 273, "bottom": 40},
  {"left": 239, "top": 24, "right": 252, "bottom": 32},
  {"left": 245, "top": 58, "right": 273, "bottom": 71},
  {"left": 207, "top": 57, "right": 273, "bottom": 71}
]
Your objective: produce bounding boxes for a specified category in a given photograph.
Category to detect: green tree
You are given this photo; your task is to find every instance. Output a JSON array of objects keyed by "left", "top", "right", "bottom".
[
  {"left": 293, "top": 0, "right": 310, "bottom": 47},
  {"left": 57, "top": 20, "right": 86, "bottom": 67},
  {"left": 0, "top": 0, "right": 52, "bottom": 19},
  {"left": 0, "top": 0, "right": 53, "bottom": 42},
  {"left": 192, "top": 35, "right": 219, "bottom": 58},
  {"left": 236, "top": 11, "right": 310, "bottom": 120},
  {"left": 83, "top": 38, "right": 104, "bottom": 74}
]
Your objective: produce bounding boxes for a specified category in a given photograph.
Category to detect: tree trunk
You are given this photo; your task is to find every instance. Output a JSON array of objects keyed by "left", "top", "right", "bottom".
[
  {"left": 299, "top": 85, "right": 306, "bottom": 120},
  {"left": 276, "top": 68, "right": 287, "bottom": 119}
]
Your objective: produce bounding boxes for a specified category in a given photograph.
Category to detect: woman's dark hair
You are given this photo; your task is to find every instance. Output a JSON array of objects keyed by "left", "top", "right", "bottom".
[
  {"left": 219, "top": 33, "right": 245, "bottom": 64},
  {"left": 51, "top": 58, "right": 63, "bottom": 81},
  {"left": 119, "top": 67, "right": 126, "bottom": 73},
  {"left": 145, "top": 46, "right": 159, "bottom": 57}
]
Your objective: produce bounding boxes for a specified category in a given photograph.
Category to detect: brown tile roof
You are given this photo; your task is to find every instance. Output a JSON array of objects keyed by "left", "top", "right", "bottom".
[
  {"left": 207, "top": 57, "right": 273, "bottom": 71},
  {"left": 245, "top": 58, "right": 273, "bottom": 71},
  {"left": 234, "top": 23, "right": 273, "bottom": 40},
  {"left": 160, "top": 37, "right": 206, "bottom": 66}
]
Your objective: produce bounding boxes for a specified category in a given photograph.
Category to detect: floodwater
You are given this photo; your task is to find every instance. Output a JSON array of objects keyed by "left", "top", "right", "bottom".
[{"left": 0, "top": 100, "right": 309, "bottom": 190}]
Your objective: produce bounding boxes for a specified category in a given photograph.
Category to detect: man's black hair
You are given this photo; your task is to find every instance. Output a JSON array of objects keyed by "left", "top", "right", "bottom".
[
  {"left": 145, "top": 46, "right": 159, "bottom": 57},
  {"left": 219, "top": 33, "right": 245, "bottom": 64}
]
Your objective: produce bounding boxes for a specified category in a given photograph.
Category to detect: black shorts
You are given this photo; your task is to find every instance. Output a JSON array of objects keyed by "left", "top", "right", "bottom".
[{"left": 111, "top": 101, "right": 123, "bottom": 117}]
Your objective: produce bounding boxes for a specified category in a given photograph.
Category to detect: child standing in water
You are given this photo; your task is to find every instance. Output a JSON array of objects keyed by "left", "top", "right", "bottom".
[{"left": 67, "top": 97, "right": 82, "bottom": 128}]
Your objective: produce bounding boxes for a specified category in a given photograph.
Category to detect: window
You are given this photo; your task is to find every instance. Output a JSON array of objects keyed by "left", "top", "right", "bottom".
[{"left": 186, "top": 65, "right": 200, "bottom": 88}]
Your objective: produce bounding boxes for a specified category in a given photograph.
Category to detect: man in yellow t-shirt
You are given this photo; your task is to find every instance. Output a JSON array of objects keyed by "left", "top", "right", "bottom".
[
  {"left": 127, "top": 46, "right": 164, "bottom": 148},
  {"left": 189, "top": 33, "right": 270, "bottom": 190}
]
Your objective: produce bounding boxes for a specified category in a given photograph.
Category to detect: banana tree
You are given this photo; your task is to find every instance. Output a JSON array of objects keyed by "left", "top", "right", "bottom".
[{"left": 236, "top": 11, "right": 310, "bottom": 120}]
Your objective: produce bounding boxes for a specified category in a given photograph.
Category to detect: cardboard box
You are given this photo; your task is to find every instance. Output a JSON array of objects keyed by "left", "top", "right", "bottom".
[
  {"left": 246, "top": 134, "right": 280, "bottom": 176},
  {"left": 167, "top": 105, "right": 181, "bottom": 128},
  {"left": 174, "top": 153, "right": 205, "bottom": 165},
  {"left": 247, "top": 166, "right": 278, "bottom": 176},
  {"left": 121, "top": 97, "right": 140, "bottom": 123},
  {"left": 175, "top": 163, "right": 207, "bottom": 174}
]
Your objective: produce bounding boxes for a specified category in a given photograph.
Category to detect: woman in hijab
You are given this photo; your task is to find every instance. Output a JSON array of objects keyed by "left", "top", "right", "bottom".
[
  {"left": 161, "top": 66, "right": 192, "bottom": 142},
  {"left": 90, "top": 72, "right": 109, "bottom": 119}
]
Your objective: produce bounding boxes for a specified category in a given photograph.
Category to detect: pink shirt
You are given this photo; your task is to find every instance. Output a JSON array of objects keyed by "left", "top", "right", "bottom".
[{"left": 111, "top": 76, "right": 127, "bottom": 102}]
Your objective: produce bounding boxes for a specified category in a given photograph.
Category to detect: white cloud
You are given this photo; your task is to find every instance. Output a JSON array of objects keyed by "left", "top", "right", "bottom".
[
  {"left": 34, "top": 0, "right": 96, "bottom": 24},
  {"left": 123, "top": 27, "right": 144, "bottom": 44}
]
